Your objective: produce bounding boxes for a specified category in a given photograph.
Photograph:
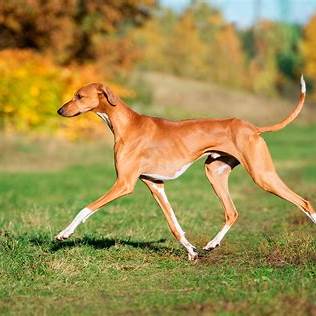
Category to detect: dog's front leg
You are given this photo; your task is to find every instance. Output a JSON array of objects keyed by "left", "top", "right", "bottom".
[
  {"left": 55, "top": 178, "right": 136, "bottom": 240},
  {"left": 142, "top": 178, "right": 198, "bottom": 261}
]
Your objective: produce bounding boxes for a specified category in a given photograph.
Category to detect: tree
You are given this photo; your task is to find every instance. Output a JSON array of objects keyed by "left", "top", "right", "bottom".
[
  {"left": 0, "top": 0, "right": 156, "bottom": 67},
  {"left": 166, "top": 8, "right": 208, "bottom": 79},
  {"left": 301, "top": 14, "right": 316, "bottom": 94},
  {"left": 248, "top": 21, "right": 282, "bottom": 95},
  {"left": 208, "top": 24, "right": 247, "bottom": 88}
]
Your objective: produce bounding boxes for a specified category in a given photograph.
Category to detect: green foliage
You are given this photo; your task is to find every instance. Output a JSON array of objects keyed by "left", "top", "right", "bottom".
[{"left": 276, "top": 25, "right": 302, "bottom": 79}]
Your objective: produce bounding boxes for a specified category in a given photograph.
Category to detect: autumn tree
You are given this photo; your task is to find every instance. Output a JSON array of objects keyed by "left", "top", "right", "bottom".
[
  {"left": 166, "top": 8, "right": 208, "bottom": 79},
  {"left": 301, "top": 14, "right": 316, "bottom": 97},
  {"left": 0, "top": 0, "right": 156, "bottom": 68},
  {"left": 133, "top": 2, "right": 247, "bottom": 88},
  {"left": 131, "top": 8, "right": 176, "bottom": 72}
]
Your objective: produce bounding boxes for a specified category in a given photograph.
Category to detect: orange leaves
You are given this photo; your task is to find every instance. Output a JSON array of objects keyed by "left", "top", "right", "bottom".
[{"left": 0, "top": 0, "right": 155, "bottom": 65}]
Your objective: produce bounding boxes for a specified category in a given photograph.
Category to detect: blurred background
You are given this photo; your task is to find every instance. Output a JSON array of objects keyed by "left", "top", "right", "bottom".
[
  {"left": 1, "top": 0, "right": 316, "bottom": 141},
  {"left": 1, "top": 3, "right": 316, "bottom": 314}
]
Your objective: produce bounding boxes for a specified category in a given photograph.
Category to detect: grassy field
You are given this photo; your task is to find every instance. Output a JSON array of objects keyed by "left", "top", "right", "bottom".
[{"left": 0, "top": 124, "right": 316, "bottom": 315}]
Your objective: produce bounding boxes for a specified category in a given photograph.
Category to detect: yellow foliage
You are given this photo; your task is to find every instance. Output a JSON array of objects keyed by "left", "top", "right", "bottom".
[
  {"left": 248, "top": 22, "right": 281, "bottom": 96},
  {"left": 59, "top": 64, "right": 134, "bottom": 140},
  {"left": 169, "top": 12, "right": 208, "bottom": 79},
  {"left": 132, "top": 6, "right": 247, "bottom": 89},
  {"left": 209, "top": 24, "right": 247, "bottom": 88},
  {"left": 130, "top": 19, "right": 168, "bottom": 71},
  {"left": 0, "top": 49, "right": 134, "bottom": 139},
  {"left": 302, "top": 14, "right": 316, "bottom": 97}
]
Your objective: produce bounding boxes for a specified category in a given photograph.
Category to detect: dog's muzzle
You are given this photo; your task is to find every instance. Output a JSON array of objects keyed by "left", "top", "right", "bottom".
[
  {"left": 57, "top": 107, "right": 80, "bottom": 117},
  {"left": 57, "top": 108, "right": 65, "bottom": 116}
]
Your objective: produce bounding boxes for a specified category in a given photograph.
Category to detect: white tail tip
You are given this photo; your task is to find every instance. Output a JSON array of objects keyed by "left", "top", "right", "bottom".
[{"left": 300, "top": 74, "right": 306, "bottom": 94}]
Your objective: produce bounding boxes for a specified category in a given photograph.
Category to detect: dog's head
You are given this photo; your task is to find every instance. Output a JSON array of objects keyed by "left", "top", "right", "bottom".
[{"left": 57, "top": 83, "right": 119, "bottom": 117}]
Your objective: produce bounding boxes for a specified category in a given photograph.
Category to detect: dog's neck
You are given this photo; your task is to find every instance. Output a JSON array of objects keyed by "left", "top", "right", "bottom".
[
  {"left": 96, "top": 100, "right": 139, "bottom": 140},
  {"left": 96, "top": 112, "right": 113, "bottom": 132}
]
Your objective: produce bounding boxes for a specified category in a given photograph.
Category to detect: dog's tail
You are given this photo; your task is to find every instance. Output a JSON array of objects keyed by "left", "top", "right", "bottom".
[{"left": 257, "top": 75, "right": 306, "bottom": 134}]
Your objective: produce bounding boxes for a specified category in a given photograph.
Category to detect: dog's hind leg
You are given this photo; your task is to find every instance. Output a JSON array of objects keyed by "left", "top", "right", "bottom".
[
  {"left": 240, "top": 135, "right": 316, "bottom": 223},
  {"left": 203, "top": 156, "right": 239, "bottom": 251},
  {"left": 142, "top": 178, "right": 198, "bottom": 261}
]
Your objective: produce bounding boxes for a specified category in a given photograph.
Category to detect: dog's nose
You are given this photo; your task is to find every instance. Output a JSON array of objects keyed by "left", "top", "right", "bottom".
[{"left": 57, "top": 108, "right": 64, "bottom": 116}]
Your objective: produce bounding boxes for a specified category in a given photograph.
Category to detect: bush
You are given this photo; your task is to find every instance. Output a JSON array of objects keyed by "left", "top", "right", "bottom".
[
  {"left": 0, "top": 49, "right": 134, "bottom": 139},
  {"left": 0, "top": 50, "right": 63, "bottom": 132}
]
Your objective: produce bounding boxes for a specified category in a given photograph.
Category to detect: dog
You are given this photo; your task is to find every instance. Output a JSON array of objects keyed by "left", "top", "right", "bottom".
[{"left": 56, "top": 76, "right": 315, "bottom": 260}]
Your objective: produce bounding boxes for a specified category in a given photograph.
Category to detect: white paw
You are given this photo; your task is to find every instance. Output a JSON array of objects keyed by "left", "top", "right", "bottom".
[
  {"left": 302, "top": 211, "right": 316, "bottom": 224},
  {"left": 55, "top": 228, "right": 74, "bottom": 241},
  {"left": 308, "top": 212, "right": 316, "bottom": 224},
  {"left": 203, "top": 240, "right": 220, "bottom": 251},
  {"left": 188, "top": 249, "right": 199, "bottom": 261}
]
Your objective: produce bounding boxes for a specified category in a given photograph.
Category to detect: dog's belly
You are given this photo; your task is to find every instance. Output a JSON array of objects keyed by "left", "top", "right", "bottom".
[
  {"left": 141, "top": 152, "right": 220, "bottom": 181},
  {"left": 142, "top": 162, "right": 193, "bottom": 181}
]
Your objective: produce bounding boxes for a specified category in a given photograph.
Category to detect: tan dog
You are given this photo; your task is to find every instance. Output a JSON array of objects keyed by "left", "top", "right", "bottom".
[{"left": 56, "top": 76, "right": 315, "bottom": 260}]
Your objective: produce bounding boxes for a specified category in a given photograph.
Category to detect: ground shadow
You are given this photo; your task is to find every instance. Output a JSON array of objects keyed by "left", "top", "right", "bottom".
[{"left": 29, "top": 234, "right": 182, "bottom": 256}]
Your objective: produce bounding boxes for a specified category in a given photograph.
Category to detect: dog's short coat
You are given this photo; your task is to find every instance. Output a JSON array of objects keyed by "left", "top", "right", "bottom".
[{"left": 56, "top": 76, "right": 315, "bottom": 260}]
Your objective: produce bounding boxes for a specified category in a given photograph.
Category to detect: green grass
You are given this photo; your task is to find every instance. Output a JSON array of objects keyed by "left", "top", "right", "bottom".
[{"left": 0, "top": 124, "right": 316, "bottom": 315}]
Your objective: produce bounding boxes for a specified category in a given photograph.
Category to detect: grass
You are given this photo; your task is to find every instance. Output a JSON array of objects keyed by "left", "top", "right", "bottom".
[{"left": 0, "top": 124, "right": 316, "bottom": 315}]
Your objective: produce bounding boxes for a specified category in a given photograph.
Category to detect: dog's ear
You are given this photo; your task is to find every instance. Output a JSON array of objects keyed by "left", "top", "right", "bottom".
[{"left": 98, "top": 85, "right": 119, "bottom": 106}]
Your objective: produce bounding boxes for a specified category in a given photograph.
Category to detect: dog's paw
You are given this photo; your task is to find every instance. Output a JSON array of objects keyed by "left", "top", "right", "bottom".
[
  {"left": 55, "top": 229, "right": 73, "bottom": 241},
  {"left": 203, "top": 241, "right": 220, "bottom": 251},
  {"left": 188, "top": 249, "right": 199, "bottom": 261},
  {"left": 304, "top": 211, "right": 316, "bottom": 224}
]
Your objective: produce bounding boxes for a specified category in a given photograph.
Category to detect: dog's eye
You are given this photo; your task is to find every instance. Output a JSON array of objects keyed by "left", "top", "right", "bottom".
[{"left": 76, "top": 94, "right": 83, "bottom": 100}]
